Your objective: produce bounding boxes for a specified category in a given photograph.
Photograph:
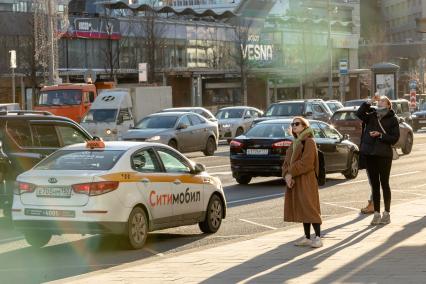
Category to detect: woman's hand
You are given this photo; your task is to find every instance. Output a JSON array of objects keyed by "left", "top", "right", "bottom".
[
  {"left": 285, "top": 174, "right": 294, "bottom": 188},
  {"left": 369, "top": 131, "right": 381, "bottom": 138}
]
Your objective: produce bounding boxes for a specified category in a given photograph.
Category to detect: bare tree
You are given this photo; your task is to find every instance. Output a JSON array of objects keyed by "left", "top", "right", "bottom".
[
  {"left": 232, "top": 16, "right": 254, "bottom": 106},
  {"left": 138, "top": 0, "right": 167, "bottom": 84}
]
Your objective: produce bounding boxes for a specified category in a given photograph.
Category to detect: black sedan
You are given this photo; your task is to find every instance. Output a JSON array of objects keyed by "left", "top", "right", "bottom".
[
  {"left": 230, "top": 119, "right": 359, "bottom": 185},
  {"left": 412, "top": 102, "right": 426, "bottom": 132}
]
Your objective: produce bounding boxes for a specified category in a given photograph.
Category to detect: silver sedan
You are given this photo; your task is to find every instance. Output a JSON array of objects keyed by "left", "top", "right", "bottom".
[
  {"left": 216, "top": 106, "right": 263, "bottom": 140},
  {"left": 122, "top": 112, "right": 218, "bottom": 156}
]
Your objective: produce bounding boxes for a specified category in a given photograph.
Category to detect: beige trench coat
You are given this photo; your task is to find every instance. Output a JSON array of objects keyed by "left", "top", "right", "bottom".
[{"left": 282, "top": 135, "right": 322, "bottom": 224}]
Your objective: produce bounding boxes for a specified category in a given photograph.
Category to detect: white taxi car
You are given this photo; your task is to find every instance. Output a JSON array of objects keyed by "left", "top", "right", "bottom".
[{"left": 12, "top": 140, "right": 226, "bottom": 249}]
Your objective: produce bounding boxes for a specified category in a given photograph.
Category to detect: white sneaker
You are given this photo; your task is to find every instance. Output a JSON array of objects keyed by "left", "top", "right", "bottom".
[
  {"left": 371, "top": 212, "right": 381, "bottom": 225},
  {"left": 380, "top": 211, "right": 391, "bottom": 224},
  {"left": 311, "top": 236, "right": 323, "bottom": 248},
  {"left": 294, "top": 237, "right": 312, "bottom": 247}
]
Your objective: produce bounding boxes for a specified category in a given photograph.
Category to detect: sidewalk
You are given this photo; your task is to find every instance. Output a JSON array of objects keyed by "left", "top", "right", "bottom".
[{"left": 54, "top": 199, "right": 426, "bottom": 284}]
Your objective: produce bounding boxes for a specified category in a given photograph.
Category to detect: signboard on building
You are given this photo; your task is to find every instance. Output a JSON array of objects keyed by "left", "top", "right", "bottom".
[
  {"left": 9, "top": 50, "right": 16, "bottom": 69},
  {"left": 241, "top": 34, "right": 273, "bottom": 64},
  {"left": 139, "top": 63, "right": 147, "bottom": 83},
  {"left": 339, "top": 59, "right": 348, "bottom": 75}
]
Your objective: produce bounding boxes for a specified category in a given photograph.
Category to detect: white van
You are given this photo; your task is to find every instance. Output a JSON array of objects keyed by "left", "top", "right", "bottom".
[{"left": 81, "top": 89, "right": 134, "bottom": 141}]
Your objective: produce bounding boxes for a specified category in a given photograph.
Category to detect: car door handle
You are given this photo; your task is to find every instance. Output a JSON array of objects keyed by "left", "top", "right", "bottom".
[
  {"left": 141, "top": 178, "right": 150, "bottom": 184},
  {"left": 173, "top": 179, "right": 182, "bottom": 185}
]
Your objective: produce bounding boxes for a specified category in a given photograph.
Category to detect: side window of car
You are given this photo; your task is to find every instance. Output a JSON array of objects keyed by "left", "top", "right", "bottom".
[
  {"left": 119, "top": 108, "right": 133, "bottom": 121},
  {"left": 190, "top": 114, "right": 205, "bottom": 125},
  {"left": 179, "top": 115, "right": 192, "bottom": 128},
  {"left": 132, "top": 149, "right": 161, "bottom": 173},
  {"left": 312, "top": 104, "right": 325, "bottom": 114},
  {"left": 305, "top": 104, "right": 312, "bottom": 114},
  {"left": 56, "top": 125, "right": 88, "bottom": 146},
  {"left": 319, "top": 123, "right": 341, "bottom": 140},
  {"left": 157, "top": 149, "right": 191, "bottom": 173},
  {"left": 6, "top": 120, "right": 32, "bottom": 147},
  {"left": 310, "top": 122, "right": 326, "bottom": 138},
  {"left": 31, "top": 124, "right": 60, "bottom": 147}
]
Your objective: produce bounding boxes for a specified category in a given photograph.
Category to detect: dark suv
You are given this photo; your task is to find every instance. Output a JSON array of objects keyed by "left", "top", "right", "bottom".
[
  {"left": 253, "top": 99, "right": 333, "bottom": 125},
  {"left": 0, "top": 111, "right": 92, "bottom": 217}
]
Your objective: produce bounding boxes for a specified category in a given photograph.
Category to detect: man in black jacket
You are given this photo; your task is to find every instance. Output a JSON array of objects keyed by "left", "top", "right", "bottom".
[{"left": 356, "top": 96, "right": 400, "bottom": 225}]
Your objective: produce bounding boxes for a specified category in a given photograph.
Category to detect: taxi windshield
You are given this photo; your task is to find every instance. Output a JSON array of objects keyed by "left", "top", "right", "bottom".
[{"left": 34, "top": 150, "right": 125, "bottom": 171}]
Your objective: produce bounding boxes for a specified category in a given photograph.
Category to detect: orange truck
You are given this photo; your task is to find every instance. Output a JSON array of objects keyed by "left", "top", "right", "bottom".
[{"left": 34, "top": 82, "right": 114, "bottom": 123}]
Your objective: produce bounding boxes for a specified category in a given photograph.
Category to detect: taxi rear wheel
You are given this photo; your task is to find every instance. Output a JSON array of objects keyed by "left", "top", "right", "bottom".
[
  {"left": 24, "top": 231, "right": 52, "bottom": 248},
  {"left": 126, "top": 207, "right": 148, "bottom": 250},
  {"left": 199, "top": 195, "right": 223, "bottom": 234}
]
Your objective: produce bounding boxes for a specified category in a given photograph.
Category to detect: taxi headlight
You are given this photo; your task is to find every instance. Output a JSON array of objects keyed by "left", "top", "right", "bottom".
[
  {"left": 147, "top": 135, "right": 161, "bottom": 141},
  {"left": 412, "top": 114, "right": 417, "bottom": 118},
  {"left": 222, "top": 124, "right": 231, "bottom": 128}
]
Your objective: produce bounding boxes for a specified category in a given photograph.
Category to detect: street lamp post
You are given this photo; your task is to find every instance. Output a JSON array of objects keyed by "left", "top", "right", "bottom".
[{"left": 327, "top": 0, "right": 333, "bottom": 99}]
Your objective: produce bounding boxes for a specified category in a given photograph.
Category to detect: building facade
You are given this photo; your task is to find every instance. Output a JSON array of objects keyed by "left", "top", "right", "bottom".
[
  {"left": 0, "top": 0, "right": 361, "bottom": 111},
  {"left": 359, "top": 0, "right": 426, "bottom": 96}
]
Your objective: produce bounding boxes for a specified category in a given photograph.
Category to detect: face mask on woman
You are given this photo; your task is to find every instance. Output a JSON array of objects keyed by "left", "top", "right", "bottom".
[{"left": 376, "top": 106, "right": 389, "bottom": 118}]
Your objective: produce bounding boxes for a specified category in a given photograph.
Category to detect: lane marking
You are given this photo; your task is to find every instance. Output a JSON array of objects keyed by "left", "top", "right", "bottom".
[
  {"left": 338, "top": 171, "right": 421, "bottom": 186},
  {"left": 207, "top": 164, "right": 230, "bottom": 169},
  {"left": 322, "top": 202, "right": 359, "bottom": 211},
  {"left": 239, "top": 219, "right": 277, "bottom": 230},
  {"left": 143, "top": 247, "right": 164, "bottom": 257},
  {"left": 227, "top": 193, "right": 283, "bottom": 205},
  {"left": 211, "top": 171, "right": 232, "bottom": 175},
  {"left": 0, "top": 236, "right": 23, "bottom": 244}
]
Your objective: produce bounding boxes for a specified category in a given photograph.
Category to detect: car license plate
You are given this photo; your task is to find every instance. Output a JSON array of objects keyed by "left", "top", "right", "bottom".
[
  {"left": 340, "top": 127, "right": 356, "bottom": 131},
  {"left": 24, "top": 208, "right": 75, "bottom": 218},
  {"left": 247, "top": 149, "right": 269, "bottom": 155},
  {"left": 36, "top": 187, "right": 72, "bottom": 198},
  {"left": 420, "top": 120, "right": 426, "bottom": 124}
]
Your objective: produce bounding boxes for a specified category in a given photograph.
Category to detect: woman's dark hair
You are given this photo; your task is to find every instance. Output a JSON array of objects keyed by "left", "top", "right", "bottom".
[{"left": 291, "top": 116, "right": 310, "bottom": 138}]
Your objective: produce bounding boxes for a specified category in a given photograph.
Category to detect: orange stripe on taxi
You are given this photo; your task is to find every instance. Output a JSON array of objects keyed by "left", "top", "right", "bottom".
[{"left": 100, "top": 172, "right": 205, "bottom": 184}]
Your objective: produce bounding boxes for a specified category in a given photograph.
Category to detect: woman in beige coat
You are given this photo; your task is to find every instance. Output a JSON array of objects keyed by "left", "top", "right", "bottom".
[{"left": 282, "top": 117, "right": 322, "bottom": 248}]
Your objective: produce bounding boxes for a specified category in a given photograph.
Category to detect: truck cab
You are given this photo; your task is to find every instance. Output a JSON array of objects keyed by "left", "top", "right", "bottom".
[
  {"left": 34, "top": 84, "right": 97, "bottom": 123},
  {"left": 80, "top": 89, "right": 134, "bottom": 141}
]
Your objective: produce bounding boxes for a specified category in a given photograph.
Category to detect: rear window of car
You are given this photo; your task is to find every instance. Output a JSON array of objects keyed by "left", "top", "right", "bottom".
[
  {"left": 34, "top": 150, "right": 125, "bottom": 170},
  {"left": 266, "top": 103, "right": 304, "bottom": 117},
  {"left": 332, "top": 111, "right": 359, "bottom": 121},
  {"left": 245, "top": 123, "right": 292, "bottom": 138}
]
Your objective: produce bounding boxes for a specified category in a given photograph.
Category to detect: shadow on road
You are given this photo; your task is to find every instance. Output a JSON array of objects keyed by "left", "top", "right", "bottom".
[
  {"left": 0, "top": 231, "right": 208, "bottom": 284},
  {"left": 200, "top": 215, "right": 425, "bottom": 283}
]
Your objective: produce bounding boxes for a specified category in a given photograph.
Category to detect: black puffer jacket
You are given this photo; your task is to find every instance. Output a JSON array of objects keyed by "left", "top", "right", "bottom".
[{"left": 356, "top": 102, "right": 400, "bottom": 158}]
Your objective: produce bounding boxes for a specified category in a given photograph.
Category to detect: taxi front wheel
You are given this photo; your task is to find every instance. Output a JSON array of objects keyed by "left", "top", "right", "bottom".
[
  {"left": 199, "top": 195, "right": 223, "bottom": 234},
  {"left": 24, "top": 231, "right": 52, "bottom": 248},
  {"left": 126, "top": 207, "right": 148, "bottom": 250}
]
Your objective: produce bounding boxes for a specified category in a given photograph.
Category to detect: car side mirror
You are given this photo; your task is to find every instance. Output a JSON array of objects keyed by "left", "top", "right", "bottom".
[
  {"left": 342, "top": 134, "right": 350, "bottom": 141},
  {"left": 89, "top": 93, "right": 95, "bottom": 103},
  {"left": 192, "top": 163, "right": 206, "bottom": 174},
  {"left": 117, "top": 116, "right": 124, "bottom": 125},
  {"left": 398, "top": 117, "right": 405, "bottom": 123},
  {"left": 177, "top": 123, "right": 188, "bottom": 130},
  {"left": 305, "top": 111, "right": 313, "bottom": 117}
]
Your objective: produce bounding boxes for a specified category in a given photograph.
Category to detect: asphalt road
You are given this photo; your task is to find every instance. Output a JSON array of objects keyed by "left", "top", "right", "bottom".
[{"left": 1, "top": 132, "right": 426, "bottom": 283}]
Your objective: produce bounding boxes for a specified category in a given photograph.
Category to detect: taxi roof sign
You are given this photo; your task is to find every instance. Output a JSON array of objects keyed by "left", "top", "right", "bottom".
[{"left": 86, "top": 139, "right": 105, "bottom": 149}]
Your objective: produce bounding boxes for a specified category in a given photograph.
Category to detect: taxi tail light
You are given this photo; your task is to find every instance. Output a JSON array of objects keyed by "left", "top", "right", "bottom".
[
  {"left": 15, "top": 182, "right": 36, "bottom": 195},
  {"left": 72, "top": 181, "right": 119, "bottom": 196}
]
